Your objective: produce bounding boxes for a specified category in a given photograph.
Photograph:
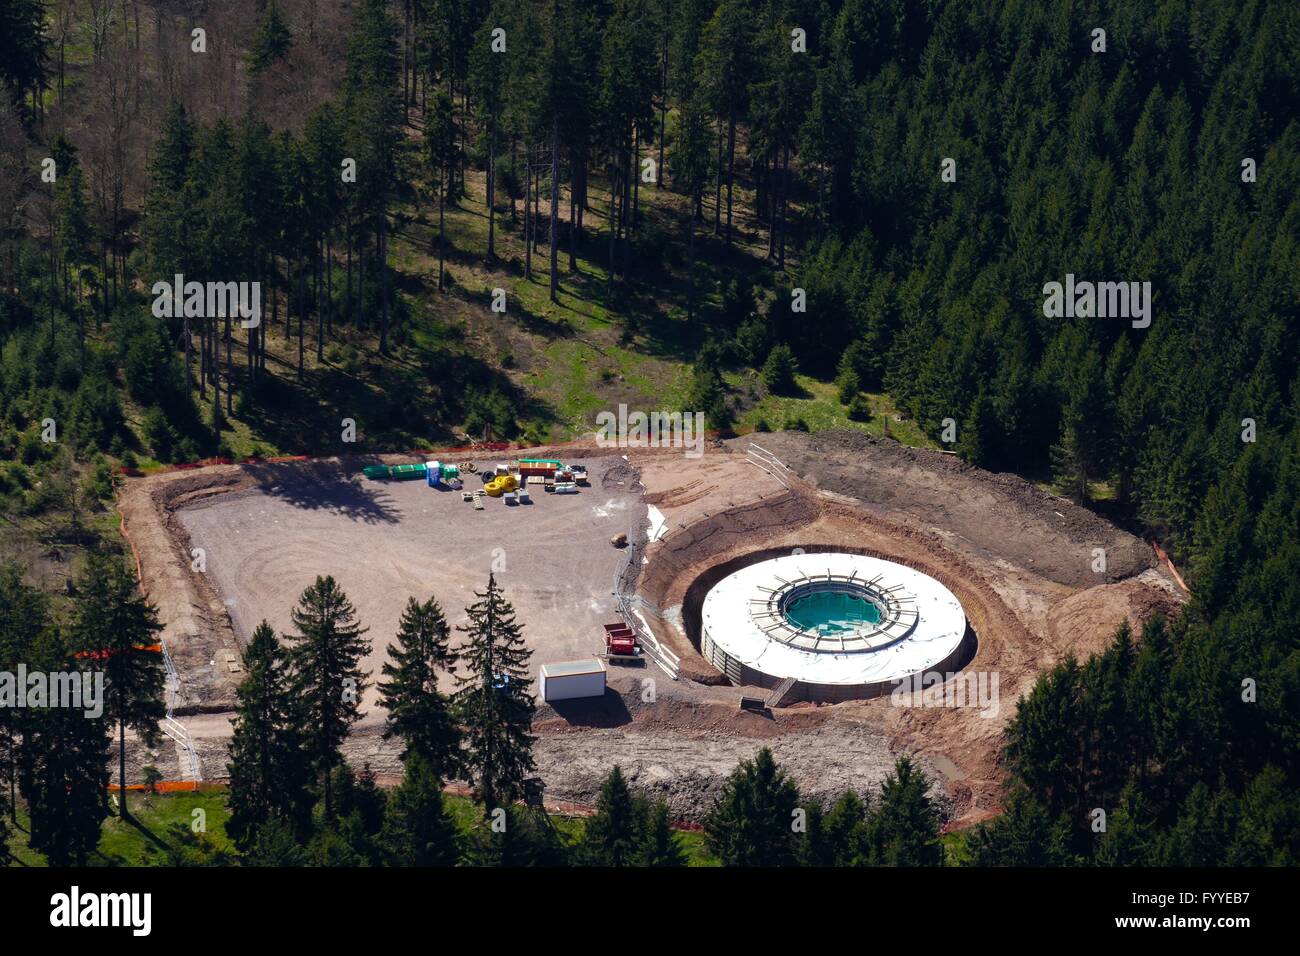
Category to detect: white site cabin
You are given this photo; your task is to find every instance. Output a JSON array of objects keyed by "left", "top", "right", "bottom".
[{"left": 539, "top": 658, "right": 607, "bottom": 702}]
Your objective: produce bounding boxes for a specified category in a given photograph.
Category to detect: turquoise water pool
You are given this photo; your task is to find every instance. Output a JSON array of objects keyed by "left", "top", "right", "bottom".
[{"left": 784, "top": 590, "right": 883, "bottom": 634}]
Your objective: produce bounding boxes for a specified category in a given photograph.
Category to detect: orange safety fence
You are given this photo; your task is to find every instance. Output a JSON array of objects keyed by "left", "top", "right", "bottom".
[
  {"left": 74, "top": 644, "right": 162, "bottom": 661},
  {"left": 112, "top": 432, "right": 730, "bottom": 480},
  {"left": 107, "top": 781, "right": 223, "bottom": 794}
]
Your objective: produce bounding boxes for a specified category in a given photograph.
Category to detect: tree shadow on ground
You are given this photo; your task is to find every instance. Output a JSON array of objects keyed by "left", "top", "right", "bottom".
[
  {"left": 125, "top": 813, "right": 171, "bottom": 851},
  {"left": 768, "top": 380, "right": 814, "bottom": 401},
  {"left": 510, "top": 295, "right": 578, "bottom": 342},
  {"left": 242, "top": 460, "right": 402, "bottom": 525},
  {"left": 88, "top": 811, "right": 171, "bottom": 863}
]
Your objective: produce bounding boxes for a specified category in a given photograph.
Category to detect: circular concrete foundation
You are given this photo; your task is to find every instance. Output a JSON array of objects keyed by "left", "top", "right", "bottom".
[{"left": 699, "top": 552, "right": 971, "bottom": 702}]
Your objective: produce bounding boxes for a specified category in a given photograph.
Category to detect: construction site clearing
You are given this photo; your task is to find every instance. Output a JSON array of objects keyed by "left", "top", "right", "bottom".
[{"left": 115, "top": 430, "right": 1186, "bottom": 827}]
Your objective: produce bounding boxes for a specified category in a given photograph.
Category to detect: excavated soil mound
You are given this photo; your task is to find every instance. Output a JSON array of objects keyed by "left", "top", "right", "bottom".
[{"left": 741, "top": 430, "right": 1155, "bottom": 587}]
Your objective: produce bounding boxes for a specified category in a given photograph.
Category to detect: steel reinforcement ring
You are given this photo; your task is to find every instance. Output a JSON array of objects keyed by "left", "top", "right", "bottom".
[{"left": 747, "top": 570, "right": 918, "bottom": 653}]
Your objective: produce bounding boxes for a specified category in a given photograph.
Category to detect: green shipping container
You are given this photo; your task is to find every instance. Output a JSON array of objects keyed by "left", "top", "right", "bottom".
[{"left": 363, "top": 463, "right": 427, "bottom": 481}]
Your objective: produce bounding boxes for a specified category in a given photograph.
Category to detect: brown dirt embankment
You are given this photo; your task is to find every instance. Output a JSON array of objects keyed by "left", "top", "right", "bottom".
[
  {"left": 743, "top": 430, "right": 1156, "bottom": 587},
  {"left": 620, "top": 432, "right": 1184, "bottom": 825},
  {"left": 117, "top": 460, "right": 354, "bottom": 712}
]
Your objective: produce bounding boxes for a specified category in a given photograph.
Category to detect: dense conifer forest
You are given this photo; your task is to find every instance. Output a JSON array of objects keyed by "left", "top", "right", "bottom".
[{"left": 0, "top": 0, "right": 1297, "bottom": 867}]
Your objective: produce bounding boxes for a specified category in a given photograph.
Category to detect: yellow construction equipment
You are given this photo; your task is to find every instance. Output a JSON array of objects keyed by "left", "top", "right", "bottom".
[{"left": 484, "top": 474, "right": 518, "bottom": 497}]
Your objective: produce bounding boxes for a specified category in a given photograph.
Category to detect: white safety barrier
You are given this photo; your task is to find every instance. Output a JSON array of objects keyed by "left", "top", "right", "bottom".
[
  {"left": 745, "top": 442, "right": 794, "bottom": 488},
  {"left": 613, "top": 543, "right": 680, "bottom": 680},
  {"left": 160, "top": 641, "right": 202, "bottom": 782}
]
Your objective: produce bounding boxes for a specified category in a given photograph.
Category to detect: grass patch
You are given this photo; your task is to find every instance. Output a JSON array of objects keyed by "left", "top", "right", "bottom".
[
  {"left": 3, "top": 790, "right": 234, "bottom": 867},
  {"left": 735, "top": 376, "right": 936, "bottom": 449},
  {"left": 6, "top": 788, "right": 720, "bottom": 867}
]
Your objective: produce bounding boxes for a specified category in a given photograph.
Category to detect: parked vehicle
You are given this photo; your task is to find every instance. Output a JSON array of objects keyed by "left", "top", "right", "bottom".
[{"left": 603, "top": 622, "right": 640, "bottom": 660}]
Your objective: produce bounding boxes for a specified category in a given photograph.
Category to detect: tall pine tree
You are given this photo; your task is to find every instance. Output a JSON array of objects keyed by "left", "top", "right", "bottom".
[
  {"left": 68, "top": 553, "right": 164, "bottom": 820},
  {"left": 285, "top": 575, "right": 369, "bottom": 819},
  {"left": 453, "top": 573, "right": 536, "bottom": 815},
  {"left": 704, "top": 747, "right": 801, "bottom": 866},
  {"left": 381, "top": 751, "right": 460, "bottom": 866},
  {"left": 227, "top": 621, "right": 312, "bottom": 850},
  {"left": 580, "top": 765, "right": 643, "bottom": 866},
  {"left": 378, "top": 595, "right": 462, "bottom": 779},
  {"left": 637, "top": 799, "right": 686, "bottom": 867}
]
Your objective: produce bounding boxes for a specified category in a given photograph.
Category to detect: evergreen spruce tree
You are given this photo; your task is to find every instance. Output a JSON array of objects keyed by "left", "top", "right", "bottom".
[
  {"left": 823, "top": 790, "right": 870, "bottom": 866},
  {"left": 747, "top": 0, "right": 812, "bottom": 266},
  {"left": 958, "top": 388, "right": 995, "bottom": 468},
  {"left": 68, "top": 553, "right": 165, "bottom": 820},
  {"left": 0, "top": 563, "right": 49, "bottom": 825},
  {"left": 1094, "top": 801, "right": 1155, "bottom": 867},
  {"left": 378, "top": 595, "right": 462, "bottom": 779},
  {"left": 704, "top": 747, "right": 801, "bottom": 866},
  {"left": 426, "top": 90, "right": 457, "bottom": 291},
  {"left": 865, "top": 757, "right": 944, "bottom": 866},
  {"left": 761, "top": 343, "right": 799, "bottom": 396},
  {"left": 18, "top": 625, "right": 110, "bottom": 865},
  {"left": 0, "top": 0, "right": 48, "bottom": 122},
  {"left": 0, "top": 566, "right": 111, "bottom": 864},
  {"left": 687, "top": 360, "right": 731, "bottom": 432},
  {"left": 796, "top": 799, "right": 833, "bottom": 867},
  {"left": 227, "top": 621, "right": 312, "bottom": 850},
  {"left": 637, "top": 799, "right": 687, "bottom": 867},
  {"left": 970, "top": 787, "right": 1077, "bottom": 866},
  {"left": 245, "top": 819, "right": 309, "bottom": 866},
  {"left": 381, "top": 752, "right": 460, "bottom": 866},
  {"left": 248, "top": 1, "right": 293, "bottom": 74},
  {"left": 1224, "top": 767, "right": 1300, "bottom": 866},
  {"left": 1051, "top": 348, "right": 1111, "bottom": 504},
  {"left": 311, "top": 762, "right": 387, "bottom": 865},
  {"left": 597, "top": 0, "right": 657, "bottom": 291},
  {"left": 469, "top": 6, "right": 508, "bottom": 260},
  {"left": 55, "top": 165, "right": 91, "bottom": 304},
  {"left": 473, "top": 804, "right": 569, "bottom": 867},
  {"left": 285, "top": 575, "right": 370, "bottom": 820},
  {"left": 696, "top": 0, "right": 754, "bottom": 243},
  {"left": 674, "top": 91, "right": 713, "bottom": 322},
  {"left": 580, "top": 765, "right": 642, "bottom": 866},
  {"left": 453, "top": 573, "right": 536, "bottom": 815},
  {"left": 308, "top": 823, "right": 368, "bottom": 867}
]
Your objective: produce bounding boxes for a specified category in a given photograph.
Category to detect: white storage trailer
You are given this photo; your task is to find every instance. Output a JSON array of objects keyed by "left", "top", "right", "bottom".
[{"left": 540, "top": 659, "right": 607, "bottom": 702}]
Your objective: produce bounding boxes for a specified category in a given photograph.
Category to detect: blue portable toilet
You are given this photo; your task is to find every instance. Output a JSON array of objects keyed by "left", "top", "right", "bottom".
[{"left": 426, "top": 460, "right": 442, "bottom": 487}]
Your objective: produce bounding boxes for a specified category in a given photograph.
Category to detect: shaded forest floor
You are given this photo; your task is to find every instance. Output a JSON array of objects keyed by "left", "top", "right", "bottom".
[{"left": 140, "top": 118, "right": 929, "bottom": 462}]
